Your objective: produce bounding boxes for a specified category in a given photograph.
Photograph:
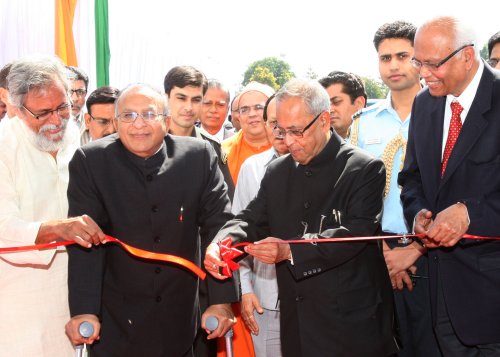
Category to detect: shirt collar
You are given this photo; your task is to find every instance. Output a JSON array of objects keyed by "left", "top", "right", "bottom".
[
  {"left": 264, "top": 147, "right": 279, "bottom": 167},
  {"left": 371, "top": 93, "right": 393, "bottom": 116},
  {"left": 446, "top": 60, "right": 484, "bottom": 112}
]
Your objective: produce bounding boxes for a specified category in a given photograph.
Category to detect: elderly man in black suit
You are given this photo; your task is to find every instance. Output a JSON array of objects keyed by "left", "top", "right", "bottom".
[
  {"left": 399, "top": 16, "right": 500, "bottom": 355},
  {"left": 64, "top": 83, "right": 238, "bottom": 356},
  {"left": 205, "top": 78, "right": 397, "bottom": 357}
]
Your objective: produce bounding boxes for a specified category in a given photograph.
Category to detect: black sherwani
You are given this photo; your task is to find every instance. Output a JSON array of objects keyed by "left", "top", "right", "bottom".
[
  {"left": 67, "top": 134, "right": 238, "bottom": 356},
  {"left": 215, "top": 132, "right": 397, "bottom": 357}
]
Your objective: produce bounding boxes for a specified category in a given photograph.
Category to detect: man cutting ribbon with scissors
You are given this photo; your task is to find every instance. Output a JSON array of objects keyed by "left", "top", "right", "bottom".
[{"left": 205, "top": 79, "right": 398, "bottom": 357}]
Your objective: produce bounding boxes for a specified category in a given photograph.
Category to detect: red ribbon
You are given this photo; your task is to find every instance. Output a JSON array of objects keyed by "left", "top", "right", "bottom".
[
  {"left": 218, "top": 237, "right": 245, "bottom": 277},
  {"left": 218, "top": 233, "right": 500, "bottom": 277},
  {"left": 0, "top": 235, "right": 206, "bottom": 280}
]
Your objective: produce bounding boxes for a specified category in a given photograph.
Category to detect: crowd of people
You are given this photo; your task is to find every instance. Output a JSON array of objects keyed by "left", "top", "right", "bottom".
[{"left": 0, "top": 15, "right": 499, "bottom": 357}]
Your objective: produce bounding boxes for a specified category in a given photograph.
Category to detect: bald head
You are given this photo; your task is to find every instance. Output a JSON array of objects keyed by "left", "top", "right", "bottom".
[
  {"left": 115, "top": 84, "right": 168, "bottom": 117},
  {"left": 416, "top": 16, "right": 478, "bottom": 57},
  {"left": 414, "top": 16, "right": 479, "bottom": 97}
]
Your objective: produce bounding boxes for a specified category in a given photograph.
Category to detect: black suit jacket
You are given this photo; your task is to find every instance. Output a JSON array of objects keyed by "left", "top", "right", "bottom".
[
  {"left": 215, "top": 132, "right": 397, "bottom": 357},
  {"left": 67, "top": 134, "right": 238, "bottom": 356},
  {"left": 399, "top": 65, "right": 500, "bottom": 345}
]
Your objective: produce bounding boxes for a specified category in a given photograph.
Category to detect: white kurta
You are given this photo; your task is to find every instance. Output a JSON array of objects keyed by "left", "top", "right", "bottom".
[{"left": 0, "top": 117, "right": 79, "bottom": 356}]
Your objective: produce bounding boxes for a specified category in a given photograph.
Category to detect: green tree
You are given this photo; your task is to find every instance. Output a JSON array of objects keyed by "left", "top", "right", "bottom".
[
  {"left": 480, "top": 43, "right": 488, "bottom": 61},
  {"left": 248, "top": 66, "right": 279, "bottom": 91},
  {"left": 243, "top": 57, "right": 295, "bottom": 89},
  {"left": 361, "top": 76, "right": 388, "bottom": 99}
]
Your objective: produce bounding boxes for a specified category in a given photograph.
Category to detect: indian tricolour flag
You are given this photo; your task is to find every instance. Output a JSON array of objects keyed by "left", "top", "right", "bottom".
[
  {"left": 0, "top": 0, "right": 110, "bottom": 91},
  {"left": 55, "top": 0, "right": 110, "bottom": 88}
]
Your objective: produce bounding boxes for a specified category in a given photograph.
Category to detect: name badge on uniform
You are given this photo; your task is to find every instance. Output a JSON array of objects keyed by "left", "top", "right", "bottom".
[{"left": 365, "top": 137, "right": 381, "bottom": 145}]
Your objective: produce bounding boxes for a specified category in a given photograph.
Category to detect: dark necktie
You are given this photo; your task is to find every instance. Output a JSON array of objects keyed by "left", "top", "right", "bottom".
[{"left": 441, "top": 101, "right": 463, "bottom": 177}]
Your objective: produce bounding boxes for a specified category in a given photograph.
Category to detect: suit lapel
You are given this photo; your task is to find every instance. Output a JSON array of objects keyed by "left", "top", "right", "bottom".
[
  {"left": 439, "top": 68, "right": 494, "bottom": 189},
  {"left": 420, "top": 97, "right": 445, "bottom": 205}
]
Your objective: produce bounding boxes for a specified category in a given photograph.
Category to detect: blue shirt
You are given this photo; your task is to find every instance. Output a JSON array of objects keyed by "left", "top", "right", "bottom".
[{"left": 351, "top": 94, "right": 410, "bottom": 234}]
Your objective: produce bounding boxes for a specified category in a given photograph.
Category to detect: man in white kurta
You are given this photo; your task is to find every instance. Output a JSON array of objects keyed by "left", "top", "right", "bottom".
[
  {"left": 0, "top": 56, "right": 105, "bottom": 356},
  {"left": 233, "top": 95, "right": 288, "bottom": 357}
]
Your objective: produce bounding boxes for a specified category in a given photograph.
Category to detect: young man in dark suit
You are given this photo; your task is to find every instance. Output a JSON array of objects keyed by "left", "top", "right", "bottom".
[
  {"left": 206, "top": 79, "right": 397, "bottom": 357},
  {"left": 399, "top": 16, "right": 500, "bottom": 355}
]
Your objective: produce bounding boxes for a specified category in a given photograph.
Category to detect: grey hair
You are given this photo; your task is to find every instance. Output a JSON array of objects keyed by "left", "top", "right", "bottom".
[
  {"left": 207, "top": 79, "right": 230, "bottom": 103},
  {"left": 7, "top": 55, "right": 70, "bottom": 108},
  {"left": 275, "top": 78, "right": 330, "bottom": 116},
  {"left": 115, "top": 83, "right": 169, "bottom": 117}
]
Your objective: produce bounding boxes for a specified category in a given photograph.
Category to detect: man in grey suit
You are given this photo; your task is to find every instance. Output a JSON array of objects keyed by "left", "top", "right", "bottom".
[{"left": 206, "top": 79, "right": 397, "bottom": 357}]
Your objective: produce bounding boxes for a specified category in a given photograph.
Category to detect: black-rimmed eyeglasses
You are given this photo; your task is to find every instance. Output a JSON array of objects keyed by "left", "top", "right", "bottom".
[
  {"left": 272, "top": 112, "right": 323, "bottom": 139},
  {"left": 70, "top": 89, "right": 87, "bottom": 97},
  {"left": 22, "top": 103, "right": 71, "bottom": 121},
  {"left": 89, "top": 114, "right": 114, "bottom": 127},
  {"left": 410, "top": 44, "right": 474, "bottom": 71}
]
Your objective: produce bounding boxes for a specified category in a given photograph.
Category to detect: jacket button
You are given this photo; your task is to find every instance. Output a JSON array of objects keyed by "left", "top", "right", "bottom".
[
  {"left": 155, "top": 267, "right": 161, "bottom": 274},
  {"left": 296, "top": 296, "right": 303, "bottom": 301},
  {"left": 307, "top": 270, "right": 312, "bottom": 275},
  {"left": 146, "top": 174, "right": 153, "bottom": 182},
  {"left": 305, "top": 170, "right": 312, "bottom": 177},
  {"left": 152, "top": 205, "right": 158, "bottom": 212},
  {"left": 312, "top": 269, "right": 317, "bottom": 273},
  {"left": 156, "top": 296, "right": 162, "bottom": 302},
  {"left": 303, "top": 272, "right": 308, "bottom": 276},
  {"left": 154, "top": 236, "right": 161, "bottom": 243},
  {"left": 304, "top": 202, "right": 311, "bottom": 209}
]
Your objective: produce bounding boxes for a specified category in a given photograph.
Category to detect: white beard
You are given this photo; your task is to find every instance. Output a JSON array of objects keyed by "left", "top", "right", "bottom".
[{"left": 23, "top": 118, "right": 70, "bottom": 153}]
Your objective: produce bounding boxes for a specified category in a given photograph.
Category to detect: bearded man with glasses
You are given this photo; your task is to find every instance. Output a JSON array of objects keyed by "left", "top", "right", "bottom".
[
  {"left": 0, "top": 56, "right": 106, "bottom": 356},
  {"left": 399, "top": 16, "right": 500, "bottom": 355},
  {"left": 206, "top": 79, "right": 397, "bottom": 357}
]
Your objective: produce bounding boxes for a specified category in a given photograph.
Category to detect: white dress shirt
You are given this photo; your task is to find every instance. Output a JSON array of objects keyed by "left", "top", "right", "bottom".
[{"left": 442, "top": 61, "right": 484, "bottom": 157}]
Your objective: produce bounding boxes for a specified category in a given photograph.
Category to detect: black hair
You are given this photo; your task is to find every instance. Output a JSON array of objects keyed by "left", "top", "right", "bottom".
[
  {"left": 318, "top": 71, "right": 367, "bottom": 105},
  {"left": 263, "top": 93, "right": 277, "bottom": 122},
  {"left": 488, "top": 31, "right": 500, "bottom": 57},
  {"left": 163, "top": 66, "right": 208, "bottom": 96},
  {"left": 373, "top": 21, "right": 416, "bottom": 51},
  {"left": 66, "top": 66, "right": 89, "bottom": 90},
  {"left": 86, "top": 86, "right": 120, "bottom": 114}
]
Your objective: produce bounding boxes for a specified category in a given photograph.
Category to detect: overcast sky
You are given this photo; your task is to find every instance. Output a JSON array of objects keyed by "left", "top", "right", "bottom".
[
  {"left": 105, "top": 0, "right": 499, "bottom": 92},
  {"left": 1, "top": 0, "right": 498, "bottom": 94}
]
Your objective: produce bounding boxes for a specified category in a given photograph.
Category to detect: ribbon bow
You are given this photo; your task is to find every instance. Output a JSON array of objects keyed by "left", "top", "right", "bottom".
[{"left": 218, "top": 237, "right": 246, "bottom": 277}]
